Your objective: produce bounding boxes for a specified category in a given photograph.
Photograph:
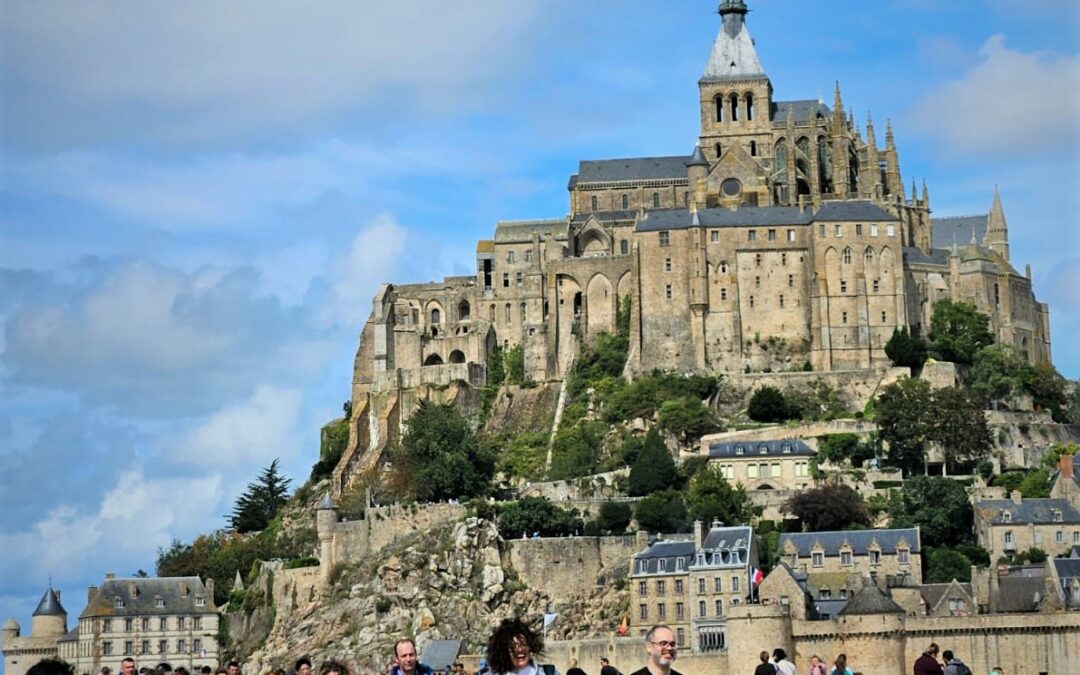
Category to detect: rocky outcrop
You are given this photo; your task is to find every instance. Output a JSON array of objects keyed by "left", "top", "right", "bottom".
[{"left": 238, "top": 517, "right": 628, "bottom": 674}]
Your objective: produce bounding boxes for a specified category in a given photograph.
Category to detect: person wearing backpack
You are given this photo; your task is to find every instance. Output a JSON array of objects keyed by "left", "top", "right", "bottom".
[{"left": 941, "top": 651, "right": 971, "bottom": 675}]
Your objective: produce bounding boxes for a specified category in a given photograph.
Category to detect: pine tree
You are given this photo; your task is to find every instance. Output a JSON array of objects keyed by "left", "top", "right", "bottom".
[
  {"left": 628, "top": 428, "right": 679, "bottom": 496},
  {"left": 229, "top": 459, "right": 291, "bottom": 533}
]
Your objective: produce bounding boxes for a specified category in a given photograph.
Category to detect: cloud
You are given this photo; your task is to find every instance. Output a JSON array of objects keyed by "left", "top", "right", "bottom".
[
  {"left": 176, "top": 385, "right": 305, "bottom": 469},
  {"left": 0, "top": 1, "right": 545, "bottom": 151},
  {"left": 327, "top": 211, "right": 410, "bottom": 321},
  {"left": 910, "top": 35, "right": 1080, "bottom": 157}
]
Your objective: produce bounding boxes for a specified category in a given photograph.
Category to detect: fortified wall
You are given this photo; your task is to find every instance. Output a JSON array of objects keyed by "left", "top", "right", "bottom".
[{"left": 506, "top": 535, "right": 640, "bottom": 599}]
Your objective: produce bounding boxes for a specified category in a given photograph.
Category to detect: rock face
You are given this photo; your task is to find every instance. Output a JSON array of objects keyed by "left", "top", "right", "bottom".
[{"left": 238, "top": 517, "right": 628, "bottom": 674}]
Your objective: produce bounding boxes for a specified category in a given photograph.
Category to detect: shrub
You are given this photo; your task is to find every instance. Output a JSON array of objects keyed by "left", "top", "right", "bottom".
[
  {"left": 596, "top": 501, "right": 633, "bottom": 534},
  {"left": 747, "top": 386, "right": 793, "bottom": 423},
  {"left": 884, "top": 327, "right": 928, "bottom": 369},
  {"left": 818, "top": 433, "right": 860, "bottom": 464},
  {"left": 283, "top": 557, "right": 319, "bottom": 569}
]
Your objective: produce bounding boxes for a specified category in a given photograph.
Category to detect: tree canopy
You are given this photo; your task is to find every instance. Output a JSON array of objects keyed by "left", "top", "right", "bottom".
[
  {"left": 496, "top": 497, "right": 582, "bottom": 539},
  {"left": 394, "top": 401, "right": 494, "bottom": 501},
  {"left": 747, "top": 386, "right": 795, "bottom": 423},
  {"left": 971, "top": 344, "right": 1032, "bottom": 405},
  {"left": 634, "top": 489, "right": 689, "bottom": 533},
  {"left": 876, "top": 377, "right": 933, "bottom": 475},
  {"left": 887, "top": 476, "right": 973, "bottom": 548},
  {"left": 783, "top": 482, "right": 870, "bottom": 532},
  {"left": 230, "top": 459, "right": 291, "bottom": 533},
  {"left": 628, "top": 428, "right": 679, "bottom": 496},
  {"left": 885, "top": 327, "right": 928, "bottom": 369},
  {"left": 928, "top": 300, "right": 994, "bottom": 364},
  {"left": 685, "top": 465, "right": 755, "bottom": 526},
  {"left": 931, "top": 386, "right": 992, "bottom": 471}
]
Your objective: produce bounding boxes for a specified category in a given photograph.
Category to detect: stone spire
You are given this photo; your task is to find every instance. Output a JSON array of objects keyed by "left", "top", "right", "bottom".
[
  {"left": 703, "top": 1, "right": 765, "bottom": 80},
  {"left": 884, "top": 119, "right": 903, "bottom": 199},
  {"left": 921, "top": 179, "right": 929, "bottom": 207},
  {"left": 984, "top": 185, "right": 1010, "bottom": 261}
]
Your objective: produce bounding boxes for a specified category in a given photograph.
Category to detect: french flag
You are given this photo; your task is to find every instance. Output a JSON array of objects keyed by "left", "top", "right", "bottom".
[{"left": 750, "top": 567, "right": 764, "bottom": 586}]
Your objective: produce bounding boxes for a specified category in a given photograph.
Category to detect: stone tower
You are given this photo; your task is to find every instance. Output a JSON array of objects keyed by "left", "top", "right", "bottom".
[
  {"left": 30, "top": 587, "right": 66, "bottom": 639},
  {"left": 984, "top": 185, "right": 1010, "bottom": 261}
]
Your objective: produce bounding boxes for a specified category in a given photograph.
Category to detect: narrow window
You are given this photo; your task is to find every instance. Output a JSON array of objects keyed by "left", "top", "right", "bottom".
[
  {"left": 881, "top": 311, "right": 887, "bottom": 323},
  {"left": 749, "top": 140, "right": 757, "bottom": 156},
  {"left": 507, "top": 250, "right": 515, "bottom": 263},
  {"left": 715, "top": 95, "right": 724, "bottom": 122},
  {"left": 835, "top": 224, "right": 843, "bottom": 237},
  {"left": 621, "top": 239, "right": 629, "bottom": 255},
  {"left": 622, "top": 194, "right": 629, "bottom": 209},
  {"left": 749, "top": 295, "right": 755, "bottom": 308},
  {"left": 819, "top": 223, "right": 826, "bottom": 236},
  {"left": 887, "top": 224, "right": 895, "bottom": 236},
  {"left": 684, "top": 191, "right": 689, "bottom": 206},
  {"left": 504, "top": 304, "right": 510, "bottom": 324},
  {"left": 715, "top": 142, "right": 722, "bottom": 157},
  {"left": 730, "top": 93, "right": 739, "bottom": 121},
  {"left": 843, "top": 247, "right": 852, "bottom": 265},
  {"left": 745, "top": 92, "right": 754, "bottom": 120},
  {"left": 871, "top": 223, "right": 879, "bottom": 236},
  {"left": 779, "top": 294, "right": 785, "bottom": 308},
  {"left": 754, "top": 275, "right": 760, "bottom": 288},
  {"left": 502, "top": 272, "right": 509, "bottom": 288},
  {"left": 720, "top": 261, "right": 728, "bottom": 273},
  {"left": 842, "top": 311, "right": 848, "bottom": 324},
  {"left": 525, "top": 249, "right": 533, "bottom": 262},
  {"left": 659, "top": 231, "right": 670, "bottom": 246},
  {"left": 755, "top": 253, "right": 762, "bottom": 267},
  {"left": 768, "top": 229, "right": 776, "bottom": 241},
  {"left": 653, "top": 192, "right": 660, "bottom": 208},
  {"left": 872, "top": 279, "right": 880, "bottom": 293},
  {"left": 720, "top": 288, "right": 727, "bottom": 301},
  {"left": 591, "top": 195, "right": 598, "bottom": 211},
  {"left": 781, "top": 253, "right": 787, "bottom": 265},
  {"left": 516, "top": 271, "right": 523, "bottom": 287},
  {"left": 840, "top": 279, "right": 848, "bottom": 293},
  {"left": 665, "top": 284, "right": 673, "bottom": 299},
  {"left": 748, "top": 230, "right": 757, "bottom": 242},
  {"left": 787, "top": 229, "right": 795, "bottom": 241},
  {"left": 665, "top": 258, "right": 672, "bottom": 272},
  {"left": 788, "top": 274, "right": 794, "bottom": 287},
  {"left": 520, "top": 303, "right": 527, "bottom": 323},
  {"left": 855, "top": 224, "right": 863, "bottom": 236},
  {"left": 711, "top": 230, "right": 719, "bottom": 243}
]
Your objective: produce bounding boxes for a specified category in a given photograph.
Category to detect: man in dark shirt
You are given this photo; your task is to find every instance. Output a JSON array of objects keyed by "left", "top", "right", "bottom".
[
  {"left": 753, "top": 651, "right": 775, "bottom": 675},
  {"left": 627, "top": 625, "right": 681, "bottom": 675}
]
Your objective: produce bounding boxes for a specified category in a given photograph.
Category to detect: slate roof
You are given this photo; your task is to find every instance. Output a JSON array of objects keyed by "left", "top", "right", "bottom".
[
  {"left": 921, "top": 582, "right": 974, "bottom": 610},
  {"left": 995, "top": 574, "right": 1045, "bottom": 612},
  {"left": 421, "top": 639, "right": 462, "bottom": 671},
  {"left": 1052, "top": 557, "right": 1080, "bottom": 581},
  {"left": 575, "top": 156, "right": 692, "bottom": 184},
  {"left": 708, "top": 438, "right": 814, "bottom": 459},
  {"left": 701, "top": 7, "right": 766, "bottom": 81},
  {"left": 701, "top": 526, "right": 753, "bottom": 552},
  {"left": 812, "top": 599, "right": 848, "bottom": 618},
  {"left": 779, "top": 528, "right": 921, "bottom": 556},
  {"left": 33, "top": 588, "right": 66, "bottom": 617},
  {"left": 2, "top": 617, "right": 19, "bottom": 630},
  {"left": 570, "top": 209, "right": 639, "bottom": 224},
  {"left": 493, "top": 219, "right": 569, "bottom": 243},
  {"left": 815, "top": 200, "right": 898, "bottom": 222},
  {"left": 636, "top": 206, "right": 811, "bottom": 232},
  {"left": 1048, "top": 454, "right": 1080, "bottom": 492},
  {"left": 903, "top": 247, "right": 950, "bottom": 267},
  {"left": 839, "top": 579, "right": 904, "bottom": 615},
  {"left": 632, "top": 540, "right": 695, "bottom": 575},
  {"left": 81, "top": 577, "right": 214, "bottom": 619},
  {"left": 771, "top": 99, "right": 831, "bottom": 124},
  {"left": 932, "top": 215, "right": 988, "bottom": 249},
  {"left": 978, "top": 498, "right": 1080, "bottom": 525},
  {"left": 57, "top": 626, "right": 79, "bottom": 643}
]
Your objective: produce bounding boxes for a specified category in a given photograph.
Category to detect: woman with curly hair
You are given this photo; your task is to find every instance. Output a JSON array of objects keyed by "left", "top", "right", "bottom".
[{"left": 486, "top": 618, "right": 545, "bottom": 675}]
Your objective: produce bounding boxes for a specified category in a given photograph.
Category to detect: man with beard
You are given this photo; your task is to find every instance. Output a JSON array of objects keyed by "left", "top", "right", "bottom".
[{"left": 627, "top": 626, "right": 680, "bottom": 675}]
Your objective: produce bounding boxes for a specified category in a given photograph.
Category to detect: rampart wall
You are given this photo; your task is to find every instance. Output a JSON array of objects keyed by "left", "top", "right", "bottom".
[{"left": 506, "top": 535, "right": 638, "bottom": 598}]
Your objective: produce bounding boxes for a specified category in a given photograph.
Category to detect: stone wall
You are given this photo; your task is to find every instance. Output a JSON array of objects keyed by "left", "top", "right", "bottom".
[
  {"left": 519, "top": 470, "right": 629, "bottom": 501},
  {"left": 698, "top": 418, "right": 878, "bottom": 453},
  {"left": 327, "top": 503, "right": 468, "bottom": 565},
  {"left": 715, "top": 366, "right": 910, "bottom": 414},
  {"left": 506, "top": 536, "right": 638, "bottom": 599}
]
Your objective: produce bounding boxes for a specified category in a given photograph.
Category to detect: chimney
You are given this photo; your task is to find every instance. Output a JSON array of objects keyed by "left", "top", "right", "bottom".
[
  {"left": 1010, "top": 490, "right": 1022, "bottom": 505},
  {"left": 1061, "top": 455, "right": 1075, "bottom": 480},
  {"left": 693, "top": 520, "right": 705, "bottom": 549},
  {"left": 87, "top": 585, "right": 97, "bottom": 603},
  {"left": 206, "top": 578, "right": 215, "bottom": 605}
]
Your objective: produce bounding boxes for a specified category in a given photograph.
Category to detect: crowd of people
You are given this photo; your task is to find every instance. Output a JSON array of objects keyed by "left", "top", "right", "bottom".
[{"left": 17, "top": 624, "right": 1007, "bottom": 675}]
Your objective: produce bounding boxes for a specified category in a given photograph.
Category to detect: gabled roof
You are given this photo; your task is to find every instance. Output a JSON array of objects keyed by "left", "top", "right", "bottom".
[
  {"left": 632, "top": 540, "right": 695, "bottom": 575},
  {"left": 977, "top": 498, "right": 1080, "bottom": 525},
  {"left": 708, "top": 438, "right": 814, "bottom": 459},
  {"left": 779, "top": 528, "right": 920, "bottom": 556},
  {"left": 81, "top": 577, "right": 214, "bottom": 618},
  {"left": 839, "top": 579, "right": 904, "bottom": 615},
  {"left": 575, "top": 156, "right": 692, "bottom": 184},
  {"left": 57, "top": 626, "right": 79, "bottom": 643},
  {"left": 815, "top": 200, "right": 898, "bottom": 222},
  {"left": 33, "top": 588, "right": 66, "bottom": 617},
  {"left": 903, "top": 247, "right": 950, "bottom": 267},
  {"left": 921, "top": 581, "right": 974, "bottom": 611},
  {"left": 771, "top": 100, "right": 831, "bottom": 124},
  {"left": 994, "top": 574, "right": 1045, "bottom": 613},
  {"left": 570, "top": 209, "right": 639, "bottom": 224},
  {"left": 701, "top": 526, "right": 753, "bottom": 552},
  {"left": 932, "top": 214, "right": 987, "bottom": 249},
  {"left": 1052, "top": 557, "right": 1080, "bottom": 581}
]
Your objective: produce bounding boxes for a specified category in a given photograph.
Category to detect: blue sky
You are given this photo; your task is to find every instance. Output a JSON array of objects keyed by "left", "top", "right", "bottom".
[{"left": 1, "top": 0, "right": 1077, "bottom": 654}]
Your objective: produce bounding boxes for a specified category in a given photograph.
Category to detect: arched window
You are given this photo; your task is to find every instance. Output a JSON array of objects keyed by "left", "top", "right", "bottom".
[
  {"left": 590, "top": 195, "right": 597, "bottom": 211},
  {"left": 423, "top": 353, "right": 443, "bottom": 366},
  {"left": 715, "top": 142, "right": 722, "bottom": 158},
  {"left": 817, "top": 136, "right": 833, "bottom": 193},
  {"left": 842, "top": 247, "right": 852, "bottom": 265},
  {"left": 745, "top": 92, "right": 754, "bottom": 120},
  {"left": 729, "top": 93, "right": 739, "bottom": 121},
  {"left": 430, "top": 308, "right": 441, "bottom": 324},
  {"left": 749, "top": 140, "right": 757, "bottom": 156},
  {"left": 620, "top": 239, "right": 629, "bottom": 255},
  {"left": 864, "top": 247, "right": 875, "bottom": 267},
  {"left": 458, "top": 300, "right": 470, "bottom": 321},
  {"left": 448, "top": 350, "right": 466, "bottom": 364},
  {"left": 715, "top": 95, "right": 724, "bottom": 122},
  {"left": 489, "top": 305, "right": 495, "bottom": 322},
  {"left": 520, "top": 302, "right": 527, "bottom": 323},
  {"left": 621, "top": 194, "right": 629, "bottom": 209},
  {"left": 504, "top": 303, "right": 511, "bottom": 324}
]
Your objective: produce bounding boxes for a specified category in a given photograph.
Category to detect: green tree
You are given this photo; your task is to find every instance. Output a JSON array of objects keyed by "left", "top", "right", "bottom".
[
  {"left": 1042, "top": 442, "right": 1078, "bottom": 470},
  {"left": 924, "top": 547, "right": 973, "bottom": 583},
  {"left": 685, "top": 465, "right": 755, "bottom": 526},
  {"left": 884, "top": 327, "right": 928, "bottom": 369},
  {"left": 487, "top": 345, "right": 506, "bottom": 386},
  {"left": 596, "top": 501, "right": 633, "bottom": 534},
  {"left": 634, "top": 489, "right": 688, "bottom": 533},
  {"left": 876, "top": 377, "right": 933, "bottom": 475},
  {"left": 887, "top": 476, "right": 973, "bottom": 548},
  {"left": 548, "top": 421, "right": 604, "bottom": 480},
  {"left": 394, "top": 401, "right": 494, "bottom": 501},
  {"left": 504, "top": 344, "right": 526, "bottom": 384},
  {"left": 496, "top": 497, "right": 582, "bottom": 539},
  {"left": 657, "top": 395, "right": 719, "bottom": 439},
  {"left": 782, "top": 482, "right": 870, "bottom": 532},
  {"left": 496, "top": 432, "right": 549, "bottom": 480},
  {"left": 1016, "top": 468, "right": 1051, "bottom": 498},
  {"left": 1026, "top": 363, "right": 1069, "bottom": 422},
  {"left": 230, "top": 459, "right": 292, "bottom": 533},
  {"left": 783, "top": 379, "right": 850, "bottom": 421},
  {"left": 747, "top": 386, "right": 793, "bottom": 423},
  {"left": 971, "top": 344, "right": 1032, "bottom": 406},
  {"left": 628, "top": 428, "right": 679, "bottom": 496},
  {"left": 932, "top": 386, "right": 992, "bottom": 472},
  {"left": 928, "top": 300, "right": 994, "bottom": 364},
  {"left": 616, "top": 295, "right": 632, "bottom": 339},
  {"left": 818, "top": 433, "right": 860, "bottom": 465}
]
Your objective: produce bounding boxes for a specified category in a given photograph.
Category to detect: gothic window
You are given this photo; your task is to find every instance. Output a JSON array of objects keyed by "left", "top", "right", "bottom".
[
  {"left": 430, "top": 308, "right": 441, "bottom": 324},
  {"left": 774, "top": 139, "right": 789, "bottom": 202},
  {"left": 653, "top": 192, "right": 660, "bottom": 207},
  {"left": 622, "top": 194, "right": 629, "bottom": 209},
  {"left": 745, "top": 92, "right": 754, "bottom": 120},
  {"left": 504, "top": 304, "right": 511, "bottom": 324},
  {"left": 865, "top": 247, "right": 875, "bottom": 266},
  {"left": 843, "top": 247, "right": 852, "bottom": 265},
  {"left": 722, "top": 177, "right": 742, "bottom": 196},
  {"left": 729, "top": 93, "right": 740, "bottom": 121},
  {"left": 817, "top": 136, "right": 832, "bottom": 193},
  {"left": 796, "top": 137, "right": 811, "bottom": 177}
]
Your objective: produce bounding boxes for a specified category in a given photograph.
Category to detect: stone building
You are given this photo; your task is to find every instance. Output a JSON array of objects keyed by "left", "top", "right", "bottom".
[
  {"left": 66, "top": 575, "right": 221, "bottom": 675},
  {"left": 705, "top": 438, "right": 814, "bottom": 491},
  {"left": 973, "top": 491, "right": 1080, "bottom": 560},
  {"left": 1050, "top": 546, "right": 1080, "bottom": 610},
  {"left": 628, "top": 521, "right": 758, "bottom": 653},
  {"left": 2, "top": 587, "right": 68, "bottom": 675},
  {"left": 335, "top": 0, "right": 1052, "bottom": 494},
  {"left": 777, "top": 528, "right": 922, "bottom": 604}
]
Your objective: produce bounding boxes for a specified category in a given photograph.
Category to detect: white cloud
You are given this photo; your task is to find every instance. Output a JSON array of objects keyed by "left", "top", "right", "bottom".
[
  {"left": 325, "top": 211, "right": 410, "bottom": 326},
  {"left": 178, "top": 385, "right": 305, "bottom": 468},
  {"left": 911, "top": 35, "right": 1080, "bottom": 157}
]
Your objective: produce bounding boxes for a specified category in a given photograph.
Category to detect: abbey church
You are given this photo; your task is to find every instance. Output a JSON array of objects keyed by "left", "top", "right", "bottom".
[{"left": 337, "top": 1, "right": 1051, "bottom": 490}]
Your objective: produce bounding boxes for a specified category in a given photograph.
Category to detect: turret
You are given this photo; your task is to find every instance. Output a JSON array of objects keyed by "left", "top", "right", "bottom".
[
  {"left": 30, "top": 587, "right": 66, "bottom": 638},
  {"left": 884, "top": 120, "right": 903, "bottom": 199},
  {"left": 2, "top": 617, "right": 20, "bottom": 643},
  {"left": 984, "top": 185, "right": 1010, "bottom": 262},
  {"left": 316, "top": 492, "right": 338, "bottom": 586},
  {"left": 686, "top": 144, "right": 709, "bottom": 208}
]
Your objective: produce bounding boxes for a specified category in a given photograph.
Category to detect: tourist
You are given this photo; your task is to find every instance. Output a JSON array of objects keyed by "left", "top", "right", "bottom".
[
  {"left": 941, "top": 651, "right": 972, "bottom": 675},
  {"left": 808, "top": 655, "right": 826, "bottom": 675},
  {"left": 753, "top": 651, "right": 773, "bottom": 675},
  {"left": 627, "top": 625, "right": 680, "bottom": 675},
  {"left": 120, "top": 659, "right": 137, "bottom": 675},
  {"left": 913, "top": 644, "right": 943, "bottom": 675},
  {"left": 228, "top": 662, "right": 243, "bottom": 675},
  {"left": 772, "top": 648, "right": 795, "bottom": 675},
  {"left": 100, "top": 666, "right": 112, "bottom": 675},
  {"left": 295, "top": 658, "right": 313, "bottom": 675},
  {"left": 486, "top": 618, "right": 545, "bottom": 675},
  {"left": 391, "top": 639, "right": 433, "bottom": 675},
  {"left": 566, "top": 668, "right": 587, "bottom": 675},
  {"left": 989, "top": 667, "right": 1003, "bottom": 675},
  {"left": 215, "top": 668, "right": 228, "bottom": 675},
  {"left": 598, "top": 658, "right": 621, "bottom": 675},
  {"left": 828, "top": 654, "right": 852, "bottom": 675},
  {"left": 28, "top": 659, "right": 76, "bottom": 675},
  {"left": 202, "top": 667, "right": 212, "bottom": 675},
  {"left": 319, "top": 661, "right": 350, "bottom": 675}
]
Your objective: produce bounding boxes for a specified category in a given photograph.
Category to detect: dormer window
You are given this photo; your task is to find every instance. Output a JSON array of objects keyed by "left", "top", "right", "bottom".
[
  {"left": 697, "top": 552, "right": 706, "bottom": 566},
  {"left": 676, "top": 557, "right": 686, "bottom": 572},
  {"left": 1002, "top": 510, "right": 1012, "bottom": 523},
  {"left": 638, "top": 560, "right": 648, "bottom": 574},
  {"left": 659, "top": 559, "right": 667, "bottom": 573},
  {"left": 869, "top": 550, "right": 882, "bottom": 565},
  {"left": 1053, "top": 509, "right": 1063, "bottom": 523},
  {"left": 194, "top": 595, "right": 205, "bottom": 607},
  {"left": 898, "top": 548, "right": 910, "bottom": 564},
  {"left": 812, "top": 552, "right": 824, "bottom": 567},
  {"left": 758, "top": 443, "right": 768, "bottom": 454},
  {"left": 782, "top": 443, "right": 791, "bottom": 454},
  {"left": 114, "top": 597, "right": 124, "bottom": 609},
  {"left": 735, "top": 445, "right": 744, "bottom": 455},
  {"left": 154, "top": 597, "right": 164, "bottom": 608}
]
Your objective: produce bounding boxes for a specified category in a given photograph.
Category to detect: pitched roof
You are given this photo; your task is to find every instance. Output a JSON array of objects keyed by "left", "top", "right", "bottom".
[
  {"left": 636, "top": 205, "right": 811, "bottom": 232},
  {"left": 707, "top": 438, "right": 814, "bottom": 459},
  {"left": 932, "top": 215, "right": 988, "bottom": 249},
  {"left": 57, "top": 626, "right": 79, "bottom": 643},
  {"left": 779, "top": 528, "right": 920, "bottom": 556},
  {"left": 903, "top": 247, "right": 950, "bottom": 266},
  {"left": 493, "top": 219, "right": 568, "bottom": 243},
  {"left": 815, "top": 200, "right": 898, "bottom": 222},
  {"left": 701, "top": 8, "right": 766, "bottom": 81},
  {"left": 632, "top": 540, "right": 695, "bottom": 575},
  {"left": 920, "top": 581, "right": 974, "bottom": 611},
  {"left": 994, "top": 574, "right": 1045, "bottom": 613},
  {"left": 839, "top": 579, "right": 904, "bottom": 615},
  {"left": 977, "top": 498, "right": 1080, "bottom": 525},
  {"left": 771, "top": 100, "right": 831, "bottom": 124},
  {"left": 575, "top": 156, "right": 692, "bottom": 184},
  {"left": 81, "top": 577, "right": 214, "bottom": 618},
  {"left": 33, "top": 588, "right": 66, "bottom": 617},
  {"left": 570, "top": 209, "right": 639, "bottom": 224},
  {"left": 1052, "top": 557, "right": 1080, "bottom": 581},
  {"left": 701, "top": 526, "right": 753, "bottom": 552}
]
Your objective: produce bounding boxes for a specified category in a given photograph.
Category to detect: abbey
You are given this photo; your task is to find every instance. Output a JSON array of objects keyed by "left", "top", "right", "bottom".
[{"left": 338, "top": 1, "right": 1051, "bottom": 490}]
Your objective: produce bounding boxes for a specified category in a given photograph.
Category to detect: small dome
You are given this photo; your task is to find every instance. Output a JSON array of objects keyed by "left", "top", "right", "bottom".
[{"left": 32, "top": 588, "right": 66, "bottom": 617}]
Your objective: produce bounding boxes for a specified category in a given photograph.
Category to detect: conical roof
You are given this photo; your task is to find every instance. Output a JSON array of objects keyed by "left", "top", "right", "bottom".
[
  {"left": 33, "top": 587, "right": 66, "bottom": 617},
  {"left": 686, "top": 144, "right": 709, "bottom": 168},
  {"left": 3, "top": 617, "right": 20, "bottom": 630},
  {"left": 702, "top": 1, "right": 765, "bottom": 81},
  {"left": 838, "top": 578, "right": 903, "bottom": 616}
]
